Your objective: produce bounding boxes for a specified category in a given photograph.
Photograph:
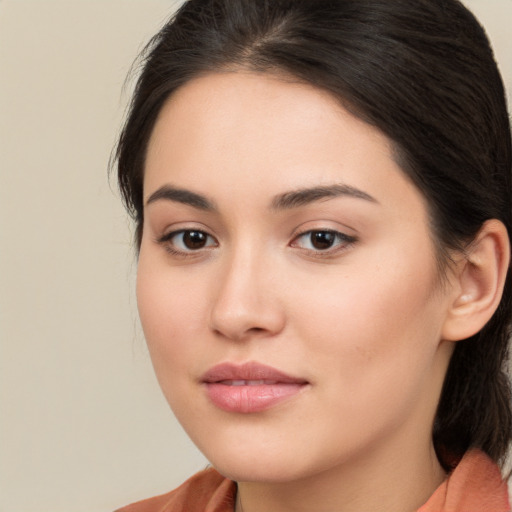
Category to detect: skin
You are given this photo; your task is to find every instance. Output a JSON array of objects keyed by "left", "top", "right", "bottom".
[{"left": 137, "top": 72, "right": 462, "bottom": 512}]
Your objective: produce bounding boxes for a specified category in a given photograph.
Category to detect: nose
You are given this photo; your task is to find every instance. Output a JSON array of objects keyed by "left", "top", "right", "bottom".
[{"left": 209, "top": 248, "right": 286, "bottom": 342}]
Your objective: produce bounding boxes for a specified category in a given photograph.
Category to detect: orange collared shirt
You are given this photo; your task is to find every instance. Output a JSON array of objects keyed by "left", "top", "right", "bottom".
[{"left": 116, "top": 450, "right": 510, "bottom": 512}]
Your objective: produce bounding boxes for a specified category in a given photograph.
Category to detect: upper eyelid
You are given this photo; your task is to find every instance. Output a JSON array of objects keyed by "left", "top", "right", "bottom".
[
  {"left": 157, "top": 224, "right": 215, "bottom": 240},
  {"left": 291, "top": 225, "right": 357, "bottom": 240}
]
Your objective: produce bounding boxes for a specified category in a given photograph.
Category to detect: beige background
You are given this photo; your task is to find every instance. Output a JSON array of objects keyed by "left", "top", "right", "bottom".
[{"left": 0, "top": 1, "right": 510, "bottom": 511}]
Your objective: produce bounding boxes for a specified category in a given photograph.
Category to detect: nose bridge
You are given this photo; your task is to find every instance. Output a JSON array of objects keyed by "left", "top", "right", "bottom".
[{"left": 209, "top": 238, "right": 284, "bottom": 340}]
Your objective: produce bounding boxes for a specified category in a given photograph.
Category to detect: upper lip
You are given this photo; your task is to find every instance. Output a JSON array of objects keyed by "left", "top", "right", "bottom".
[{"left": 201, "top": 361, "right": 308, "bottom": 384}]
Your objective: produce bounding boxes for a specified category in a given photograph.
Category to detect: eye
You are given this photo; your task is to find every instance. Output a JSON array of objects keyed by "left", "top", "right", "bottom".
[
  {"left": 158, "top": 229, "right": 217, "bottom": 253},
  {"left": 291, "top": 230, "right": 356, "bottom": 253}
]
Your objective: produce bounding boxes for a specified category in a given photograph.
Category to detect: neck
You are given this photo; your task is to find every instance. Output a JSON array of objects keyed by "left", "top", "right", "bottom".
[{"left": 236, "top": 438, "right": 446, "bottom": 512}]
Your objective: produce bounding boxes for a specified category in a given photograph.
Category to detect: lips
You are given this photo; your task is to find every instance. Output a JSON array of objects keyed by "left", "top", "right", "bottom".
[{"left": 202, "top": 362, "right": 308, "bottom": 413}]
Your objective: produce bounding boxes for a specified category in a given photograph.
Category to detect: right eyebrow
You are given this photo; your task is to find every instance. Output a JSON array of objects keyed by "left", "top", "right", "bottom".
[{"left": 145, "top": 185, "right": 216, "bottom": 211}]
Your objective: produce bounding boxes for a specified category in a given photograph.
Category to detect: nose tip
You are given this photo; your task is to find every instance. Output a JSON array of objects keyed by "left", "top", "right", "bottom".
[{"left": 209, "top": 264, "right": 285, "bottom": 342}]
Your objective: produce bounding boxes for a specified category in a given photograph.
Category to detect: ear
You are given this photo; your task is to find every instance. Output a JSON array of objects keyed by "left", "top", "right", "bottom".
[{"left": 442, "top": 219, "right": 510, "bottom": 342}]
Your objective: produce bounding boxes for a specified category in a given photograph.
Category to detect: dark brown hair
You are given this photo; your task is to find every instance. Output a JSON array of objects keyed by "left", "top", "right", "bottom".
[{"left": 114, "top": 0, "right": 512, "bottom": 467}]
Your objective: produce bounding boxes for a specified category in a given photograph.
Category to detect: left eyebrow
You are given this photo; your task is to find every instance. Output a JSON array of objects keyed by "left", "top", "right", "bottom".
[{"left": 271, "top": 184, "right": 378, "bottom": 210}]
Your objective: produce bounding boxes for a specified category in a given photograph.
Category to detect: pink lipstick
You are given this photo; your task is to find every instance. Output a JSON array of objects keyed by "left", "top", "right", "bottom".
[{"left": 202, "top": 362, "right": 308, "bottom": 413}]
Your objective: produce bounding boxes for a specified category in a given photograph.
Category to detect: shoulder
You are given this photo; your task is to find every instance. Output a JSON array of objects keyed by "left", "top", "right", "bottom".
[{"left": 115, "top": 467, "right": 236, "bottom": 512}]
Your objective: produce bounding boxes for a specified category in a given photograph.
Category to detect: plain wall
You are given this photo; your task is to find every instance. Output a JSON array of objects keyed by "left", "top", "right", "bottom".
[{"left": 0, "top": 1, "right": 510, "bottom": 511}]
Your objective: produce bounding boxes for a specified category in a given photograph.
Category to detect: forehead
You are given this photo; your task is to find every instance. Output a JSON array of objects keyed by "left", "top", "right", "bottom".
[
  {"left": 152, "top": 71, "right": 381, "bottom": 142},
  {"left": 145, "top": 71, "right": 399, "bottom": 195}
]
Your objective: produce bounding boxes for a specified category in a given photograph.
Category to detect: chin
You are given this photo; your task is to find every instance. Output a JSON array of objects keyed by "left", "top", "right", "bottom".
[
  {"left": 211, "top": 457, "right": 307, "bottom": 484},
  {"left": 194, "top": 442, "right": 288, "bottom": 482},
  {"left": 197, "top": 436, "right": 337, "bottom": 485}
]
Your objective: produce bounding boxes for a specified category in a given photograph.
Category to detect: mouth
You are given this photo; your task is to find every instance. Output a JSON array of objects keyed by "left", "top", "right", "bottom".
[
  {"left": 202, "top": 362, "right": 309, "bottom": 413},
  {"left": 217, "top": 379, "right": 281, "bottom": 386}
]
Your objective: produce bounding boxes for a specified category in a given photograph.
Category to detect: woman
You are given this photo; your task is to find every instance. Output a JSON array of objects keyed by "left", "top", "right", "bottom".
[{"left": 114, "top": 0, "right": 512, "bottom": 510}]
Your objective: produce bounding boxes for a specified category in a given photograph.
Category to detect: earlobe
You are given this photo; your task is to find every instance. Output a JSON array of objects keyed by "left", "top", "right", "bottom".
[{"left": 442, "top": 219, "right": 510, "bottom": 342}]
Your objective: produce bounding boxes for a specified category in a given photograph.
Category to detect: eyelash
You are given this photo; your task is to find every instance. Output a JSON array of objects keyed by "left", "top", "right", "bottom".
[{"left": 156, "top": 228, "right": 357, "bottom": 258}]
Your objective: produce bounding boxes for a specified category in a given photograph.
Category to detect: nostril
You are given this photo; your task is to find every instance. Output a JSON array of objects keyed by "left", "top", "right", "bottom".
[{"left": 211, "top": 323, "right": 278, "bottom": 342}]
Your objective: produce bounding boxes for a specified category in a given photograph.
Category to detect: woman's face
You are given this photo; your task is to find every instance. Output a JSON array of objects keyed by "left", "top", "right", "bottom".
[{"left": 138, "top": 72, "right": 456, "bottom": 483}]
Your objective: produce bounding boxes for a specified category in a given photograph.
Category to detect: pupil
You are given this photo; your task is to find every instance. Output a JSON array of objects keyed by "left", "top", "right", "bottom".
[
  {"left": 184, "top": 231, "right": 206, "bottom": 249},
  {"left": 312, "top": 231, "right": 334, "bottom": 250}
]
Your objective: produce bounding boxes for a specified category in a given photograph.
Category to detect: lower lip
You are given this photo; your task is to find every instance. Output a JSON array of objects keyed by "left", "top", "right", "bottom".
[{"left": 204, "top": 382, "right": 306, "bottom": 413}]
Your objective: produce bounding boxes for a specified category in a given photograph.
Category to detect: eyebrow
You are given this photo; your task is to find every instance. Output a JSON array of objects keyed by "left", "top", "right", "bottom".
[
  {"left": 146, "top": 185, "right": 216, "bottom": 211},
  {"left": 145, "top": 183, "right": 377, "bottom": 211},
  {"left": 271, "top": 184, "right": 378, "bottom": 210}
]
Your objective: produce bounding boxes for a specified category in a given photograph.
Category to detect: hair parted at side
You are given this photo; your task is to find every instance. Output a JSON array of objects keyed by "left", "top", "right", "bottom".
[{"left": 114, "top": 0, "right": 512, "bottom": 467}]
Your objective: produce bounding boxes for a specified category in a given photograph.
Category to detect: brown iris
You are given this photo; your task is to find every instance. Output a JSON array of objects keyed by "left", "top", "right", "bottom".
[
  {"left": 183, "top": 231, "right": 208, "bottom": 249},
  {"left": 310, "top": 231, "right": 336, "bottom": 250}
]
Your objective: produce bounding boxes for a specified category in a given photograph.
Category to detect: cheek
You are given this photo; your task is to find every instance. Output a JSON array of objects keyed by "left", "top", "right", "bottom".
[
  {"left": 285, "top": 262, "right": 446, "bottom": 447},
  {"left": 289, "top": 246, "right": 444, "bottom": 385},
  {"left": 136, "top": 251, "right": 206, "bottom": 385}
]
